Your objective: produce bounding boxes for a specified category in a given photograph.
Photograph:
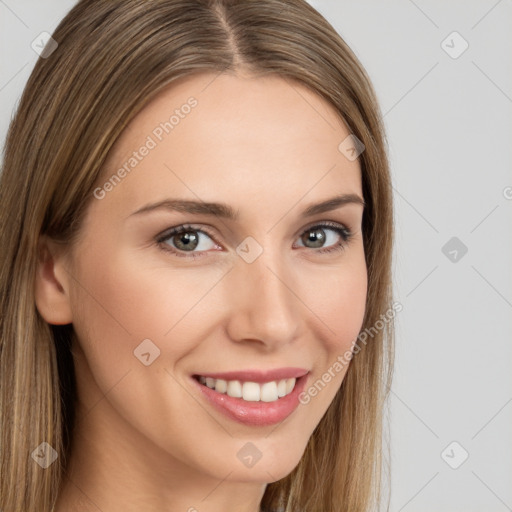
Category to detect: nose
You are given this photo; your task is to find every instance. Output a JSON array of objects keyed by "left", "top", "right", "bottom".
[{"left": 224, "top": 245, "right": 301, "bottom": 351}]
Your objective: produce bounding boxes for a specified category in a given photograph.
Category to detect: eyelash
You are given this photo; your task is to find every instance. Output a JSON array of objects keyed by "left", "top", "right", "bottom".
[{"left": 155, "top": 222, "right": 353, "bottom": 259}]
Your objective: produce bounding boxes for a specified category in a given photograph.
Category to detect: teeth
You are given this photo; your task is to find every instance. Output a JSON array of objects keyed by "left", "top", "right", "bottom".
[
  {"left": 215, "top": 379, "right": 227, "bottom": 393},
  {"left": 197, "top": 376, "right": 297, "bottom": 402},
  {"left": 261, "top": 381, "right": 278, "bottom": 402},
  {"left": 227, "top": 380, "right": 242, "bottom": 398},
  {"left": 242, "top": 382, "right": 260, "bottom": 401}
]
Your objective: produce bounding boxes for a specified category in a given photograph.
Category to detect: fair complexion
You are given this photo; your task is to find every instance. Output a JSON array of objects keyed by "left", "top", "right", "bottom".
[{"left": 35, "top": 72, "right": 367, "bottom": 512}]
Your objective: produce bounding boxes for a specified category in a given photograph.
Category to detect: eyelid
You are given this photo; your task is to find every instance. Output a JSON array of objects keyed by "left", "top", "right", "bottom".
[
  {"left": 157, "top": 224, "right": 220, "bottom": 243},
  {"left": 155, "top": 223, "right": 221, "bottom": 256},
  {"left": 155, "top": 220, "right": 353, "bottom": 258},
  {"left": 157, "top": 219, "right": 351, "bottom": 241},
  {"left": 297, "top": 219, "right": 350, "bottom": 236}
]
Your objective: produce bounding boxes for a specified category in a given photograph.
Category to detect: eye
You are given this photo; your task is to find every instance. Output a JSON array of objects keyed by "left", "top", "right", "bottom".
[
  {"left": 294, "top": 222, "right": 353, "bottom": 254},
  {"left": 156, "top": 224, "right": 219, "bottom": 259},
  {"left": 156, "top": 221, "right": 353, "bottom": 259}
]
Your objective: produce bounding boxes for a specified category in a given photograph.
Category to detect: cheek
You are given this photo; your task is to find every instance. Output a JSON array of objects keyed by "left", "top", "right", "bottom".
[
  {"left": 297, "top": 250, "right": 367, "bottom": 406},
  {"left": 309, "top": 254, "right": 368, "bottom": 351},
  {"left": 67, "top": 250, "right": 223, "bottom": 457},
  {"left": 331, "top": 271, "right": 367, "bottom": 347},
  {"left": 68, "top": 245, "right": 231, "bottom": 406},
  {"left": 71, "top": 245, "right": 218, "bottom": 343}
]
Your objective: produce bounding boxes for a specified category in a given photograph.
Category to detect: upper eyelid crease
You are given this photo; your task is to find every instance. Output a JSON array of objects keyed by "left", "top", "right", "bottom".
[{"left": 128, "top": 193, "right": 365, "bottom": 221}]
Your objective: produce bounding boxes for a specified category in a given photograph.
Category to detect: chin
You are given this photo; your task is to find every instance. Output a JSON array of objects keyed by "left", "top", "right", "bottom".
[{"left": 228, "top": 438, "right": 308, "bottom": 484}]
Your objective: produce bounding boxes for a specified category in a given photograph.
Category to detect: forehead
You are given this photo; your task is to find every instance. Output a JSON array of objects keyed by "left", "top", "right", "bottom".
[{"left": 95, "top": 72, "right": 362, "bottom": 220}]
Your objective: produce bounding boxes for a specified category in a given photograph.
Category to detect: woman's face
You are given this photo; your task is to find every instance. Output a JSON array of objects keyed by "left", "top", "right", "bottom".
[{"left": 43, "top": 72, "right": 367, "bottom": 483}]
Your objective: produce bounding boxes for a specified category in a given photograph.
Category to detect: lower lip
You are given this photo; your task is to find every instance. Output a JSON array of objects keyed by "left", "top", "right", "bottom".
[{"left": 192, "top": 375, "right": 309, "bottom": 427}]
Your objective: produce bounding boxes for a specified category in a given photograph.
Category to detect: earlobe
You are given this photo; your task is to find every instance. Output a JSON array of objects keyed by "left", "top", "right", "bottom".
[{"left": 34, "top": 235, "right": 73, "bottom": 325}]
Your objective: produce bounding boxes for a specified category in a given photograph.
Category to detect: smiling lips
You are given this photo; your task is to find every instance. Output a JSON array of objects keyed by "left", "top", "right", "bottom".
[
  {"left": 196, "top": 375, "right": 297, "bottom": 402},
  {"left": 192, "top": 367, "right": 309, "bottom": 426}
]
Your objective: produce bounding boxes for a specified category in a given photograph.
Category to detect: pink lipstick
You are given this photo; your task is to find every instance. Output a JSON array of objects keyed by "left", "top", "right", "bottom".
[{"left": 191, "top": 367, "right": 309, "bottom": 426}]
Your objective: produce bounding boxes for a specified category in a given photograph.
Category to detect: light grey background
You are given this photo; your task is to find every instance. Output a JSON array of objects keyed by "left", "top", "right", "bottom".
[{"left": 1, "top": 1, "right": 511, "bottom": 511}]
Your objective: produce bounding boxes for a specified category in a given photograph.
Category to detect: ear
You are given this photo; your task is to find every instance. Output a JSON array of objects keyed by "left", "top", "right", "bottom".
[{"left": 34, "top": 235, "right": 73, "bottom": 325}]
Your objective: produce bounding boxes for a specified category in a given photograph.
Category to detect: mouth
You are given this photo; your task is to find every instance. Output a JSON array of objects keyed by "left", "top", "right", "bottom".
[
  {"left": 193, "top": 375, "right": 298, "bottom": 403},
  {"left": 191, "top": 368, "right": 309, "bottom": 426}
]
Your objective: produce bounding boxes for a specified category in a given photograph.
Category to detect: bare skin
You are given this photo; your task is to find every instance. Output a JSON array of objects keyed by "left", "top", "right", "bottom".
[{"left": 35, "top": 71, "right": 367, "bottom": 512}]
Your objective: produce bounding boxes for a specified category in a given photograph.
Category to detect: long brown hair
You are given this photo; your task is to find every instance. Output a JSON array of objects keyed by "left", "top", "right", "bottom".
[{"left": 0, "top": 1, "right": 394, "bottom": 510}]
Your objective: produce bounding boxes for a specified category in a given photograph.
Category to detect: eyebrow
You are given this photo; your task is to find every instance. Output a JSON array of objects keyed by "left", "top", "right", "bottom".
[{"left": 128, "top": 193, "right": 365, "bottom": 221}]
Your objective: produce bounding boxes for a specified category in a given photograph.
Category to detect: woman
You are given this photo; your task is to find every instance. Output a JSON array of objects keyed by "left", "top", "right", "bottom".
[{"left": 0, "top": 1, "right": 394, "bottom": 511}]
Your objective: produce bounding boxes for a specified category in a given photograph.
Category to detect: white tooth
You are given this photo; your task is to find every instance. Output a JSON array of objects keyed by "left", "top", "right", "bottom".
[
  {"left": 260, "top": 381, "right": 279, "bottom": 402},
  {"left": 285, "top": 378, "right": 296, "bottom": 394},
  {"left": 242, "top": 382, "right": 260, "bottom": 401},
  {"left": 204, "top": 376, "right": 295, "bottom": 401},
  {"left": 227, "top": 380, "right": 242, "bottom": 398},
  {"left": 277, "top": 379, "right": 287, "bottom": 397},
  {"left": 215, "top": 379, "right": 227, "bottom": 393}
]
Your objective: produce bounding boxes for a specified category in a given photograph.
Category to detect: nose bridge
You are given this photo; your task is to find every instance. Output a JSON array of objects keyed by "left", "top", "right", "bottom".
[{"left": 225, "top": 243, "right": 300, "bottom": 346}]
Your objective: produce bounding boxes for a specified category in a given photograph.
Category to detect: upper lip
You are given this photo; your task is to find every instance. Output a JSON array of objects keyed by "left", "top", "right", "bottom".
[{"left": 193, "top": 367, "right": 309, "bottom": 383}]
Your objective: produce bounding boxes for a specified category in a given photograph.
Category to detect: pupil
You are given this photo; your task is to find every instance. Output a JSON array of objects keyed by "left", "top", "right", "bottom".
[
  {"left": 176, "top": 231, "right": 198, "bottom": 250},
  {"left": 304, "top": 228, "right": 325, "bottom": 248}
]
